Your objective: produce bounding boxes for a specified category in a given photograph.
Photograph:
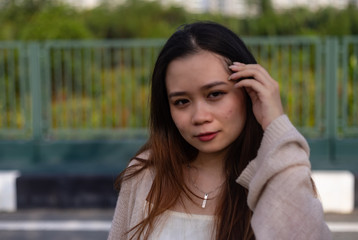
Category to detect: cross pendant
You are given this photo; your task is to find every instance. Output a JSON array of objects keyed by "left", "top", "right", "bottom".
[{"left": 202, "top": 194, "right": 208, "bottom": 208}]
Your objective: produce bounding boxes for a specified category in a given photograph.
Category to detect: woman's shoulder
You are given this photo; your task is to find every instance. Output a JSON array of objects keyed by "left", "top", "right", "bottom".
[
  {"left": 122, "top": 150, "right": 154, "bottom": 188},
  {"left": 128, "top": 150, "right": 151, "bottom": 167}
]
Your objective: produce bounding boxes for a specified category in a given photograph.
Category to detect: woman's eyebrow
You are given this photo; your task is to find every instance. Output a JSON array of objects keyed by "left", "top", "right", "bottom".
[
  {"left": 168, "top": 81, "right": 228, "bottom": 99},
  {"left": 200, "top": 81, "right": 228, "bottom": 90},
  {"left": 168, "top": 91, "right": 187, "bottom": 99}
]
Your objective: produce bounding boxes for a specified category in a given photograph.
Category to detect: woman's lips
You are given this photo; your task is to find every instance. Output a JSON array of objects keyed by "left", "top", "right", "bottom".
[{"left": 196, "top": 132, "right": 218, "bottom": 142}]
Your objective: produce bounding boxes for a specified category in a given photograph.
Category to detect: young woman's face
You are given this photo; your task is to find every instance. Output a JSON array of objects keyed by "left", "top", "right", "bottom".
[{"left": 166, "top": 50, "right": 246, "bottom": 156}]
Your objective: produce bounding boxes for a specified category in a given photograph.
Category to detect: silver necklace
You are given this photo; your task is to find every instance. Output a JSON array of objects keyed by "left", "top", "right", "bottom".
[{"left": 187, "top": 165, "right": 225, "bottom": 208}]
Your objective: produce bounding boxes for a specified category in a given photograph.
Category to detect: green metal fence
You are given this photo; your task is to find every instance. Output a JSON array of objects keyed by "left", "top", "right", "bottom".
[
  {"left": 41, "top": 40, "right": 166, "bottom": 140},
  {"left": 0, "top": 40, "right": 166, "bottom": 140},
  {"left": 0, "top": 42, "right": 31, "bottom": 139},
  {"left": 0, "top": 37, "right": 357, "bottom": 173},
  {"left": 246, "top": 37, "right": 324, "bottom": 138},
  {"left": 339, "top": 37, "right": 358, "bottom": 136}
]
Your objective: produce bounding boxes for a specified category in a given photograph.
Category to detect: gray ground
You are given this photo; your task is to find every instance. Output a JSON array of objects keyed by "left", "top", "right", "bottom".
[{"left": 0, "top": 209, "right": 357, "bottom": 240}]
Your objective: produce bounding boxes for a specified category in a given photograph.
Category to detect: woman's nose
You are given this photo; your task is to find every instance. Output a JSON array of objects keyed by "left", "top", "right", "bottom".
[{"left": 191, "top": 102, "right": 213, "bottom": 125}]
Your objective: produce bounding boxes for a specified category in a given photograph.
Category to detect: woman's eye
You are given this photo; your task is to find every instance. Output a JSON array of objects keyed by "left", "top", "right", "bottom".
[
  {"left": 174, "top": 99, "right": 189, "bottom": 106},
  {"left": 208, "top": 91, "right": 225, "bottom": 99}
]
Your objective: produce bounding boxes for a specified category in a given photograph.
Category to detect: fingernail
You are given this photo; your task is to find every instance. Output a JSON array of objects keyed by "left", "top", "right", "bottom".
[{"left": 233, "top": 62, "right": 244, "bottom": 65}]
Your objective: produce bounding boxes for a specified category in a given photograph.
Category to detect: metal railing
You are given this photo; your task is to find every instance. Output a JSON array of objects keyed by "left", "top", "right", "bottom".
[
  {"left": 0, "top": 37, "right": 357, "bottom": 140},
  {"left": 0, "top": 42, "right": 31, "bottom": 139}
]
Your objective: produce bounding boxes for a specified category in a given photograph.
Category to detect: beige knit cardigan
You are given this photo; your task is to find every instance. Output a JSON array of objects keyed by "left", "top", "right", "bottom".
[{"left": 108, "top": 115, "right": 332, "bottom": 240}]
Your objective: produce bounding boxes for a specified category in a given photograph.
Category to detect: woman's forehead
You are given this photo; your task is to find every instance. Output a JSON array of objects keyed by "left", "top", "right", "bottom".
[
  {"left": 165, "top": 51, "right": 232, "bottom": 93},
  {"left": 166, "top": 51, "right": 230, "bottom": 75}
]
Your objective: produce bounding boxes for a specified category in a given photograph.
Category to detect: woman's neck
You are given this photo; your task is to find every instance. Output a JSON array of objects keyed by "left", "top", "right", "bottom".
[
  {"left": 188, "top": 151, "right": 227, "bottom": 194},
  {"left": 173, "top": 152, "right": 226, "bottom": 214},
  {"left": 191, "top": 152, "right": 226, "bottom": 178}
]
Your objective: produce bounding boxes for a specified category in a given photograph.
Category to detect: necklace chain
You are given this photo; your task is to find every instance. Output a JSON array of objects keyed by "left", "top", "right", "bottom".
[
  {"left": 187, "top": 164, "right": 225, "bottom": 208},
  {"left": 192, "top": 180, "right": 224, "bottom": 196}
]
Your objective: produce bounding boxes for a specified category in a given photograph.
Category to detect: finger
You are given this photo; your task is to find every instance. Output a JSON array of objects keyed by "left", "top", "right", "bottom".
[
  {"left": 229, "top": 67, "right": 280, "bottom": 96},
  {"left": 234, "top": 78, "right": 267, "bottom": 96},
  {"left": 238, "top": 77, "right": 280, "bottom": 99},
  {"left": 233, "top": 62, "right": 270, "bottom": 77},
  {"left": 244, "top": 86, "right": 259, "bottom": 103},
  {"left": 229, "top": 63, "right": 276, "bottom": 85},
  {"left": 229, "top": 68, "right": 268, "bottom": 86}
]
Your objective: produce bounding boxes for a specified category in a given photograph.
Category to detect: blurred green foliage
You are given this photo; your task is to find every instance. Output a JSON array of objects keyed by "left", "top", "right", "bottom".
[
  {"left": 20, "top": 5, "right": 93, "bottom": 40},
  {"left": 1, "top": 0, "right": 358, "bottom": 138},
  {"left": 0, "top": 0, "right": 358, "bottom": 40}
]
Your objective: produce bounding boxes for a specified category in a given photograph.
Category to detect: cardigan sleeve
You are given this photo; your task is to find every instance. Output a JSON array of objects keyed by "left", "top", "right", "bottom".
[
  {"left": 108, "top": 157, "right": 152, "bottom": 240},
  {"left": 237, "top": 115, "right": 332, "bottom": 240},
  {"left": 107, "top": 172, "right": 136, "bottom": 240}
]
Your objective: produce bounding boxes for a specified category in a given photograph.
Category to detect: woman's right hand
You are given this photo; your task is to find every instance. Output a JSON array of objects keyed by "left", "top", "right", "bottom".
[{"left": 228, "top": 62, "right": 284, "bottom": 130}]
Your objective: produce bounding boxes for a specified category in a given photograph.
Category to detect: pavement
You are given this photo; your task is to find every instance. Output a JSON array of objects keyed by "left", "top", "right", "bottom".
[
  {"left": 325, "top": 210, "right": 358, "bottom": 240},
  {"left": 0, "top": 208, "right": 357, "bottom": 240},
  {"left": 0, "top": 209, "right": 112, "bottom": 240}
]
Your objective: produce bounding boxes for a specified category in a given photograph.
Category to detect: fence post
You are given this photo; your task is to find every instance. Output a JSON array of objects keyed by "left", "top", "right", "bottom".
[
  {"left": 325, "top": 37, "right": 338, "bottom": 161},
  {"left": 28, "top": 42, "right": 43, "bottom": 141}
]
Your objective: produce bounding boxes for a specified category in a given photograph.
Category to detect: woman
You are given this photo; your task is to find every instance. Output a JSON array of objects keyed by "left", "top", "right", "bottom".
[{"left": 108, "top": 22, "right": 331, "bottom": 240}]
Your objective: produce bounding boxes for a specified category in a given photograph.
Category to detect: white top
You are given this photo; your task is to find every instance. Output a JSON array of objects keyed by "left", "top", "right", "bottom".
[{"left": 150, "top": 210, "right": 215, "bottom": 240}]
